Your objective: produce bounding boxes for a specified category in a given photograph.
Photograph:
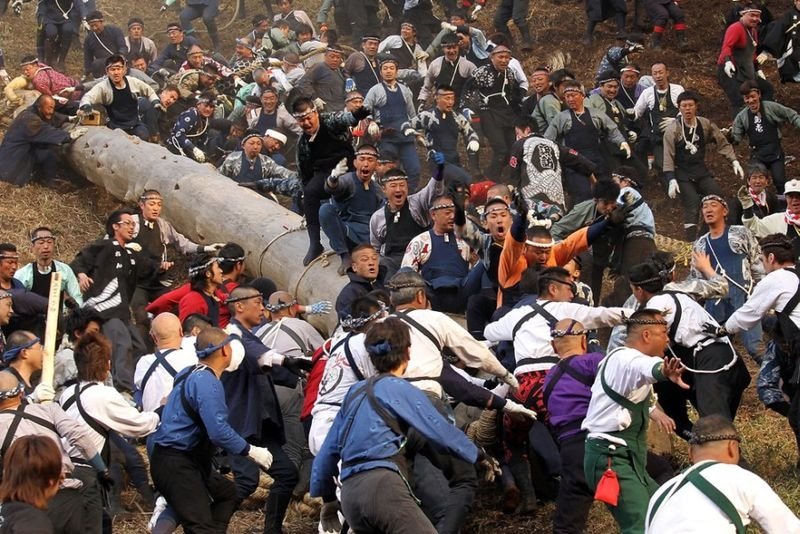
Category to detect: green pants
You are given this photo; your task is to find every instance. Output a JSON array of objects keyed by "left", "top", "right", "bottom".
[{"left": 584, "top": 438, "right": 659, "bottom": 534}]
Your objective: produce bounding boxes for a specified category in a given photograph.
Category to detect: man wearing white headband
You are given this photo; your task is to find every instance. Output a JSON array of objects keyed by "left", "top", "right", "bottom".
[{"left": 219, "top": 129, "right": 296, "bottom": 185}]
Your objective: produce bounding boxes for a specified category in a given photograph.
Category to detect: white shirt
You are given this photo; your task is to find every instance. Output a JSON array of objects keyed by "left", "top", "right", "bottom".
[
  {"left": 312, "top": 332, "right": 376, "bottom": 416},
  {"left": 646, "top": 461, "right": 800, "bottom": 533},
  {"left": 254, "top": 317, "right": 325, "bottom": 359},
  {"left": 645, "top": 292, "right": 724, "bottom": 349},
  {"left": 60, "top": 381, "right": 160, "bottom": 454},
  {"left": 134, "top": 346, "right": 198, "bottom": 412},
  {"left": 483, "top": 300, "right": 629, "bottom": 375},
  {"left": 392, "top": 308, "right": 508, "bottom": 397},
  {"left": 583, "top": 347, "right": 660, "bottom": 446},
  {"left": 633, "top": 83, "right": 685, "bottom": 120},
  {"left": 726, "top": 267, "right": 800, "bottom": 334}
]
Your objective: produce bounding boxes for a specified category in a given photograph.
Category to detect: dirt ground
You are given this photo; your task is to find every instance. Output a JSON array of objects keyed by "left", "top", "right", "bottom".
[{"left": 1, "top": 0, "right": 800, "bottom": 531}]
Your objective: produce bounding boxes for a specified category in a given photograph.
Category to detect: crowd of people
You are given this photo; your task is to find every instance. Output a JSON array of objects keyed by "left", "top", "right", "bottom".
[{"left": 1, "top": 0, "right": 800, "bottom": 533}]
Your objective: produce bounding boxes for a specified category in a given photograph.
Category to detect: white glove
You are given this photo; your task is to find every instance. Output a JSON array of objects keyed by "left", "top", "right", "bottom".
[
  {"left": 659, "top": 117, "right": 674, "bottom": 132},
  {"left": 627, "top": 131, "right": 637, "bottom": 143},
  {"left": 503, "top": 399, "right": 538, "bottom": 420},
  {"left": 467, "top": 140, "right": 480, "bottom": 152},
  {"left": 756, "top": 52, "right": 771, "bottom": 65},
  {"left": 737, "top": 185, "right": 754, "bottom": 210},
  {"left": 313, "top": 97, "right": 326, "bottom": 111},
  {"left": 732, "top": 160, "right": 744, "bottom": 179},
  {"left": 125, "top": 242, "right": 142, "bottom": 252},
  {"left": 367, "top": 121, "right": 380, "bottom": 137},
  {"left": 203, "top": 243, "right": 225, "bottom": 252},
  {"left": 668, "top": 179, "right": 680, "bottom": 199},
  {"left": 619, "top": 142, "right": 631, "bottom": 159},
  {"left": 724, "top": 60, "right": 736, "bottom": 78},
  {"left": 415, "top": 51, "right": 429, "bottom": 62},
  {"left": 247, "top": 445, "right": 273, "bottom": 470},
  {"left": 69, "top": 127, "right": 88, "bottom": 140},
  {"left": 403, "top": 127, "right": 417, "bottom": 138},
  {"left": 441, "top": 21, "right": 457, "bottom": 32},
  {"left": 500, "top": 371, "right": 519, "bottom": 390},
  {"left": 192, "top": 147, "right": 206, "bottom": 163},
  {"left": 28, "top": 383, "right": 55, "bottom": 404},
  {"left": 234, "top": 76, "right": 246, "bottom": 89},
  {"left": 330, "top": 157, "right": 349, "bottom": 179},
  {"left": 757, "top": 69, "right": 767, "bottom": 80},
  {"left": 82, "top": 19, "right": 90, "bottom": 31}
]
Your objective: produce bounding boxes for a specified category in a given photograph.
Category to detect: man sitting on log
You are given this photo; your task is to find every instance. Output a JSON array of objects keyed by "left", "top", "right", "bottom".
[{"left": 218, "top": 130, "right": 297, "bottom": 184}]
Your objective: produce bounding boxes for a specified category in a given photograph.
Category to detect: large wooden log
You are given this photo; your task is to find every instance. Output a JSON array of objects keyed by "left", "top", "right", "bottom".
[{"left": 66, "top": 126, "right": 345, "bottom": 333}]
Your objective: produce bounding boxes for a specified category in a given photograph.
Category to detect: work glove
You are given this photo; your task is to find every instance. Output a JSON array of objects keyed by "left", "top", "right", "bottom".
[
  {"left": 475, "top": 448, "right": 501, "bottom": 482},
  {"left": 0, "top": 69, "right": 8, "bottom": 83},
  {"left": 701, "top": 322, "right": 727, "bottom": 338},
  {"left": 432, "top": 151, "right": 446, "bottom": 165},
  {"left": 668, "top": 179, "right": 680, "bottom": 199},
  {"left": 756, "top": 52, "right": 771, "bottom": 65},
  {"left": 732, "top": 160, "right": 744, "bottom": 179},
  {"left": 345, "top": 78, "right": 355, "bottom": 92},
  {"left": 462, "top": 108, "right": 474, "bottom": 121},
  {"left": 441, "top": 21, "right": 458, "bottom": 32},
  {"left": 500, "top": 371, "right": 519, "bottom": 390},
  {"left": 313, "top": 97, "right": 326, "bottom": 111},
  {"left": 305, "top": 300, "right": 333, "bottom": 315},
  {"left": 658, "top": 117, "right": 674, "bottom": 132},
  {"left": 330, "top": 158, "right": 349, "bottom": 180},
  {"left": 28, "top": 383, "right": 55, "bottom": 403},
  {"left": 125, "top": 242, "right": 142, "bottom": 252},
  {"left": 724, "top": 60, "right": 736, "bottom": 78},
  {"left": 284, "top": 356, "right": 314, "bottom": 375},
  {"left": 156, "top": 68, "right": 171, "bottom": 79},
  {"left": 78, "top": 103, "right": 93, "bottom": 115},
  {"left": 247, "top": 445, "right": 274, "bottom": 470},
  {"left": 153, "top": 101, "right": 167, "bottom": 113},
  {"left": 367, "top": 121, "right": 380, "bottom": 137},
  {"left": 619, "top": 142, "right": 631, "bottom": 159},
  {"left": 417, "top": 101, "right": 426, "bottom": 114},
  {"left": 467, "top": 140, "right": 480, "bottom": 152},
  {"left": 470, "top": 3, "right": 483, "bottom": 18},
  {"left": 203, "top": 243, "right": 225, "bottom": 252},
  {"left": 97, "top": 470, "right": 115, "bottom": 492},
  {"left": 192, "top": 147, "right": 206, "bottom": 162},
  {"left": 69, "top": 127, "right": 88, "bottom": 140},
  {"left": 11, "top": 0, "right": 23, "bottom": 16},
  {"left": 233, "top": 76, "right": 246, "bottom": 89},
  {"left": 403, "top": 127, "right": 417, "bottom": 138},
  {"left": 415, "top": 50, "right": 429, "bottom": 62},
  {"left": 627, "top": 130, "right": 637, "bottom": 143},
  {"left": 82, "top": 19, "right": 90, "bottom": 31},
  {"left": 319, "top": 501, "right": 342, "bottom": 534},
  {"left": 737, "top": 185, "right": 754, "bottom": 210},
  {"left": 503, "top": 399, "right": 538, "bottom": 419},
  {"left": 757, "top": 69, "right": 767, "bottom": 80},
  {"left": 159, "top": 4, "right": 168, "bottom": 11},
  {"left": 607, "top": 206, "right": 627, "bottom": 226}
]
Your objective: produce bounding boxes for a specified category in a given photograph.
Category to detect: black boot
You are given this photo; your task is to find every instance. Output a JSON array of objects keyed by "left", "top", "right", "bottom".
[
  {"left": 519, "top": 25, "right": 533, "bottom": 52},
  {"left": 650, "top": 32, "right": 663, "bottom": 50},
  {"left": 303, "top": 225, "right": 324, "bottom": 266},
  {"left": 263, "top": 492, "right": 292, "bottom": 534},
  {"left": 337, "top": 253, "right": 351, "bottom": 276},
  {"left": 508, "top": 453, "right": 537, "bottom": 515},
  {"left": 583, "top": 21, "right": 597, "bottom": 45},
  {"left": 676, "top": 30, "right": 687, "bottom": 50}
]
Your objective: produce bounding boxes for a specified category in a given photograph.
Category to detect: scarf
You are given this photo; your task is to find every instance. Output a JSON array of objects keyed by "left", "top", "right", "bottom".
[
  {"left": 785, "top": 209, "right": 800, "bottom": 227},
  {"left": 749, "top": 188, "right": 766, "bottom": 208}
]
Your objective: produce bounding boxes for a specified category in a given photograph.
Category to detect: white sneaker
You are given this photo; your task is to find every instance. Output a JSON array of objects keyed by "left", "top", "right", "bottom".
[{"left": 147, "top": 496, "right": 167, "bottom": 533}]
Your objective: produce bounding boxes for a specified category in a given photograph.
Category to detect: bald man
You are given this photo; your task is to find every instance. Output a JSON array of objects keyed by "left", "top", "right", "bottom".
[
  {"left": 134, "top": 313, "right": 198, "bottom": 412},
  {"left": 646, "top": 415, "right": 800, "bottom": 533}
]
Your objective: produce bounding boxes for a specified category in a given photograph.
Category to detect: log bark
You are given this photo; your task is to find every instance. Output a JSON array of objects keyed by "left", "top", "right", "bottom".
[{"left": 66, "top": 126, "right": 344, "bottom": 333}]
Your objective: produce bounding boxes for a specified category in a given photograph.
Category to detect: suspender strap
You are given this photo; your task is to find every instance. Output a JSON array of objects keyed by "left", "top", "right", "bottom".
[
  {"left": 542, "top": 355, "right": 595, "bottom": 407},
  {"left": 512, "top": 301, "right": 558, "bottom": 339},
  {"left": 140, "top": 348, "right": 179, "bottom": 397},
  {"left": 343, "top": 337, "right": 365, "bottom": 382},
  {"left": 72, "top": 383, "right": 110, "bottom": 463},
  {"left": 782, "top": 268, "right": 800, "bottom": 316},
  {"left": 517, "top": 356, "right": 561, "bottom": 367},
  {"left": 664, "top": 291, "right": 682, "bottom": 341},
  {"left": 279, "top": 322, "right": 311, "bottom": 357},
  {"left": 176, "top": 366, "right": 213, "bottom": 429},
  {"left": 394, "top": 310, "right": 442, "bottom": 353},
  {"left": 0, "top": 406, "right": 57, "bottom": 458},
  {"left": 599, "top": 349, "right": 639, "bottom": 412}
]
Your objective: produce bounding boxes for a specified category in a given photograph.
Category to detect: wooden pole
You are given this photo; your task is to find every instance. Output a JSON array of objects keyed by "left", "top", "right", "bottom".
[{"left": 40, "top": 271, "right": 62, "bottom": 392}]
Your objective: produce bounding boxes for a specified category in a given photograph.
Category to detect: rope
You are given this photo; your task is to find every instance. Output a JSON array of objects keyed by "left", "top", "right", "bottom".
[
  {"left": 256, "top": 220, "right": 306, "bottom": 277},
  {"left": 703, "top": 235, "right": 752, "bottom": 297},
  {"left": 293, "top": 251, "right": 336, "bottom": 299},
  {"left": 667, "top": 343, "right": 739, "bottom": 375}
]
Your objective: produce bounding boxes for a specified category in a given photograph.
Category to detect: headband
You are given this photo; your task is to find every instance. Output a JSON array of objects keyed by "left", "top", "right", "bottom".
[
  {"left": 196, "top": 96, "right": 214, "bottom": 105},
  {"left": 483, "top": 204, "right": 510, "bottom": 218},
  {"left": 620, "top": 65, "right": 640, "bottom": 74},
  {"left": 139, "top": 193, "right": 162, "bottom": 202},
  {"left": 166, "top": 23, "right": 182, "bottom": 32},
  {"left": 562, "top": 85, "right": 583, "bottom": 95},
  {"left": 345, "top": 93, "right": 364, "bottom": 103},
  {"left": 612, "top": 172, "right": 639, "bottom": 188},
  {"left": 188, "top": 257, "right": 218, "bottom": 277},
  {"left": 550, "top": 319, "right": 587, "bottom": 339},
  {"left": 400, "top": 22, "right": 415, "bottom": 29},
  {"left": 218, "top": 255, "right": 245, "bottom": 264},
  {"left": 689, "top": 432, "right": 741, "bottom": 445},
  {"left": 30, "top": 234, "right": 56, "bottom": 244},
  {"left": 623, "top": 315, "right": 667, "bottom": 326},
  {"left": 264, "top": 129, "right": 288, "bottom": 144},
  {"left": 0, "top": 382, "right": 23, "bottom": 401},
  {"left": 701, "top": 194, "right": 728, "bottom": 209},
  {"left": 265, "top": 298, "right": 296, "bottom": 313},
  {"left": 241, "top": 131, "right": 263, "bottom": 145},
  {"left": 385, "top": 279, "right": 426, "bottom": 291},
  {"left": 292, "top": 106, "right": 317, "bottom": 119},
  {"left": 195, "top": 334, "right": 237, "bottom": 359},
  {"left": 0, "top": 252, "right": 19, "bottom": 261},
  {"left": 430, "top": 202, "right": 455, "bottom": 212},
  {"left": 740, "top": 8, "right": 762, "bottom": 15},
  {"left": 355, "top": 148, "right": 378, "bottom": 158},
  {"left": 525, "top": 238, "right": 555, "bottom": 248},
  {"left": 226, "top": 292, "right": 262, "bottom": 304},
  {"left": 86, "top": 15, "right": 103, "bottom": 23},
  {"left": 341, "top": 301, "right": 387, "bottom": 331},
  {"left": 19, "top": 57, "right": 39, "bottom": 67},
  {"left": 0, "top": 291, "right": 11, "bottom": 301},
  {"left": 3, "top": 336, "right": 40, "bottom": 363},
  {"left": 598, "top": 75, "right": 619, "bottom": 85},
  {"left": 380, "top": 173, "right": 407, "bottom": 183}
]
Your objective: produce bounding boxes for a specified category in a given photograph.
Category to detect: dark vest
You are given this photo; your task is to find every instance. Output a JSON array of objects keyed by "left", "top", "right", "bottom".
[
  {"left": 235, "top": 156, "right": 263, "bottom": 183},
  {"left": 747, "top": 108, "right": 782, "bottom": 161},
  {"left": 391, "top": 42, "right": 415, "bottom": 70},
  {"left": 384, "top": 202, "right": 427, "bottom": 259},
  {"left": 379, "top": 83, "right": 408, "bottom": 133},
  {"left": 255, "top": 110, "right": 278, "bottom": 135},
  {"left": 351, "top": 54, "right": 380, "bottom": 94},
  {"left": 336, "top": 177, "right": 381, "bottom": 227},
  {"left": 648, "top": 86, "right": 679, "bottom": 140},
  {"left": 136, "top": 220, "right": 163, "bottom": 260},
  {"left": 435, "top": 58, "right": 468, "bottom": 101},
  {"left": 108, "top": 79, "right": 139, "bottom": 128},
  {"left": 428, "top": 110, "right": 460, "bottom": 164},
  {"left": 733, "top": 22, "right": 757, "bottom": 80},
  {"left": 675, "top": 120, "right": 709, "bottom": 179},
  {"left": 30, "top": 265, "right": 52, "bottom": 300},
  {"left": 420, "top": 230, "right": 469, "bottom": 289}
]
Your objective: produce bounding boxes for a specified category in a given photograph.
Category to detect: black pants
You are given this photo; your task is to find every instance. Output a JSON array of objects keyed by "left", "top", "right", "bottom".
[
  {"left": 151, "top": 444, "right": 238, "bottom": 534},
  {"left": 102, "top": 318, "right": 147, "bottom": 394},
  {"left": 180, "top": 2, "right": 220, "bottom": 49},
  {"left": 717, "top": 65, "right": 774, "bottom": 117},
  {"left": 302, "top": 171, "right": 332, "bottom": 246},
  {"left": 466, "top": 291, "right": 498, "bottom": 340},
  {"left": 644, "top": 0, "right": 684, "bottom": 27},
  {"left": 603, "top": 236, "right": 656, "bottom": 307},
  {"left": 342, "top": 468, "right": 437, "bottom": 534},
  {"left": 480, "top": 111, "right": 516, "bottom": 181},
  {"left": 346, "top": 0, "right": 379, "bottom": 44},
  {"left": 40, "top": 19, "right": 76, "bottom": 68},
  {"left": 552, "top": 434, "right": 593, "bottom": 534},
  {"left": 755, "top": 154, "right": 786, "bottom": 193},
  {"left": 48, "top": 466, "right": 104, "bottom": 534},
  {"left": 493, "top": 0, "right": 531, "bottom": 35},
  {"left": 676, "top": 172, "right": 723, "bottom": 226}
]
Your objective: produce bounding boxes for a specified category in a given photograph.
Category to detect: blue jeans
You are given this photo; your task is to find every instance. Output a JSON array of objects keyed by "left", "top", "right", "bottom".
[
  {"left": 706, "top": 289, "right": 763, "bottom": 363},
  {"left": 318, "top": 203, "right": 367, "bottom": 255},
  {"left": 380, "top": 137, "right": 421, "bottom": 191}
]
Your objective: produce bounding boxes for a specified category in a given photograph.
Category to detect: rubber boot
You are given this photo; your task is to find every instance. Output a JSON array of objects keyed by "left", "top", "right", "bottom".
[
  {"left": 614, "top": 13, "right": 627, "bottom": 37},
  {"left": 650, "top": 31, "right": 663, "bottom": 50},
  {"left": 519, "top": 25, "right": 533, "bottom": 52},
  {"left": 582, "top": 21, "right": 596, "bottom": 45},
  {"left": 263, "top": 492, "right": 292, "bottom": 534},
  {"left": 508, "top": 452, "right": 537, "bottom": 515},
  {"left": 676, "top": 30, "right": 688, "bottom": 50},
  {"left": 303, "top": 225, "right": 324, "bottom": 266},
  {"left": 500, "top": 464, "right": 520, "bottom": 514},
  {"left": 337, "top": 252, "right": 351, "bottom": 276}
]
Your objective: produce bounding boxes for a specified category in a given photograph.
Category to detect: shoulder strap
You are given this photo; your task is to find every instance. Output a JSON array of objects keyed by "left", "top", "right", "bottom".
[
  {"left": 365, "top": 375, "right": 407, "bottom": 437},
  {"left": 74, "top": 383, "right": 110, "bottom": 462},
  {"left": 599, "top": 349, "right": 639, "bottom": 412},
  {"left": 279, "top": 321, "right": 311, "bottom": 357},
  {"left": 179, "top": 366, "right": 213, "bottom": 429},
  {"left": 394, "top": 310, "right": 442, "bottom": 353},
  {"left": 647, "top": 461, "right": 718, "bottom": 525},
  {"left": 512, "top": 301, "right": 558, "bottom": 339},
  {"left": 140, "top": 348, "right": 179, "bottom": 396},
  {"left": 543, "top": 355, "right": 595, "bottom": 407},
  {"left": 663, "top": 291, "right": 683, "bottom": 341},
  {"left": 342, "top": 335, "right": 365, "bottom": 382},
  {"left": 782, "top": 268, "right": 800, "bottom": 316},
  {"left": 0, "top": 405, "right": 58, "bottom": 459},
  {"left": 687, "top": 469, "right": 746, "bottom": 534}
]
